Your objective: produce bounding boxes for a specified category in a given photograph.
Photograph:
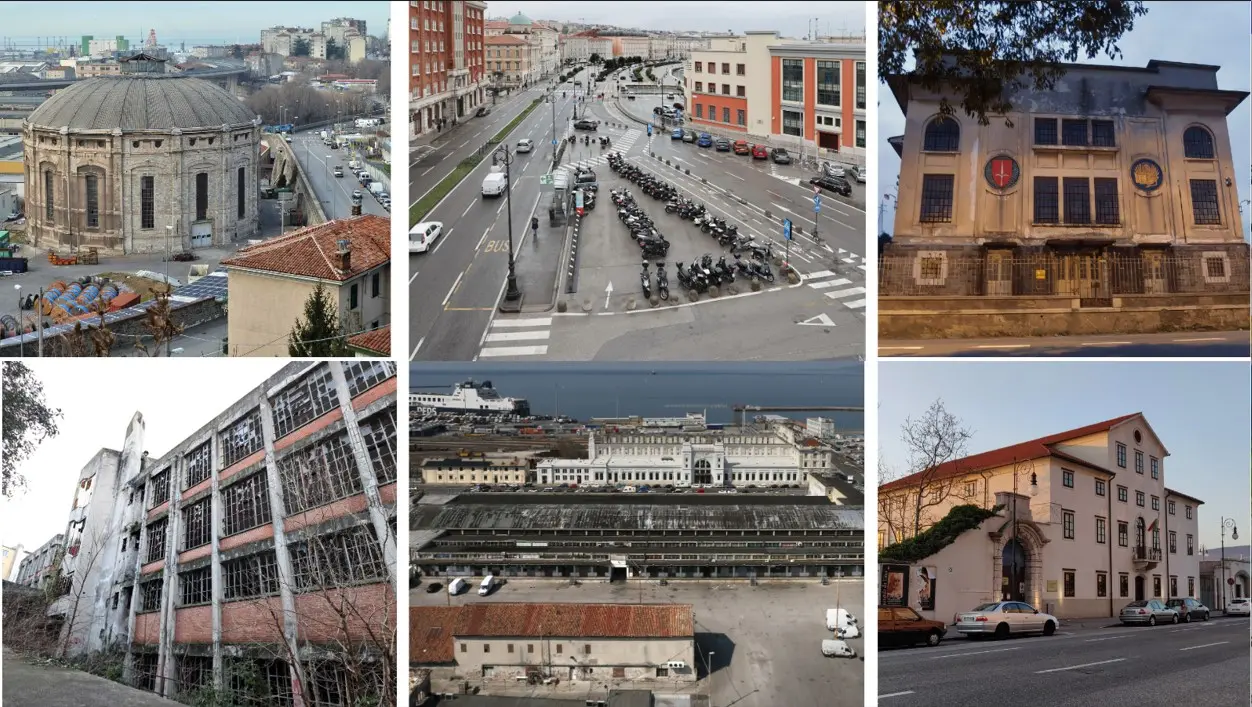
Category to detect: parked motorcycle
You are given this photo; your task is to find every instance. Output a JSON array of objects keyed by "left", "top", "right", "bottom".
[
  {"left": 715, "top": 255, "right": 736, "bottom": 282},
  {"left": 640, "top": 261, "right": 652, "bottom": 299},
  {"left": 656, "top": 261, "right": 670, "bottom": 301}
]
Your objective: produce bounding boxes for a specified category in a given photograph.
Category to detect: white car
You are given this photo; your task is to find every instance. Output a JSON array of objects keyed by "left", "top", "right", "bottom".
[
  {"left": 516, "top": 138, "right": 534, "bottom": 153},
  {"left": 1228, "top": 598, "right": 1251, "bottom": 616},
  {"left": 955, "top": 601, "right": 1060, "bottom": 638},
  {"left": 409, "top": 221, "right": 443, "bottom": 254}
]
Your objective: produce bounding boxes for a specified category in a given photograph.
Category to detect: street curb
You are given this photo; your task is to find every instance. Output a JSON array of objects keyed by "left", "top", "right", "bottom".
[{"left": 565, "top": 211, "right": 582, "bottom": 295}]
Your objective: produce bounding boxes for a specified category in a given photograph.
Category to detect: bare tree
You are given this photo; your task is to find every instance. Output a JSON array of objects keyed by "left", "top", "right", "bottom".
[
  {"left": 877, "top": 454, "right": 910, "bottom": 545},
  {"left": 55, "top": 521, "right": 119, "bottom": 658},
  {"left": 893, "top": 399, "right": 974, "bottom": 538},
  {"left": 133, "top": 287, "right": 184, "bottom": 357}
]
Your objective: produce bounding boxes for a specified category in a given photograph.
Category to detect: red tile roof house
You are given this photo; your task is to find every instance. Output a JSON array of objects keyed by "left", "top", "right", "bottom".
[
  {"left": 878, "top": 412, "right": 1205, "bottom": 620},
  {"left": 410, "top": 603, "right": 697, "bottom": 685},
  {"left": 221, "top": 215, "right": 390, "bottom": 356}
]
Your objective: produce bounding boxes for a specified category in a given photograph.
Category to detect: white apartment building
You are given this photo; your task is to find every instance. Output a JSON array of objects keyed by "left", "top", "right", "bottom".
[
  {"left": 879, "top": 413, "right": 1204, "bottom": 620},
  {"left": 618, "top": 36, "right": 650, "bottom": 59},
  {"left": 536, "top": 420, "right": 834, "bottom": 487}
]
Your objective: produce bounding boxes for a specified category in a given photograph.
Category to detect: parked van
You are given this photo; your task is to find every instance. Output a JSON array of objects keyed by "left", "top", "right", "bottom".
[
  {"left": 826, "top": 608, "right": 858, "bottom": 631},
  {"left": 448, "top": 577, "right": 467, "bottom": 595},
  {"left": 821, "top": 640, "right": 856, "bottom": 658},
  {"left": 482, "top": 172, "right": 508, "bottom": 197},
  {"left": 478, "top": 575, "right": 495, "bottom": 596},
  {"left": 622, "top": 485, "right": 637, "bottom": 493}
]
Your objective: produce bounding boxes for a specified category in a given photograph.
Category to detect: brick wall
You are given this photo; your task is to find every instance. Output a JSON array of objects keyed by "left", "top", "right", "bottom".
[
  {"left": 173, "top": 606, "right": 213, "bottom": 644},
  {"left": 219, "top": 522, "right": 275, "bottom": 552},
  {"left": 134, "top": 612, "right": 160, "bottom": 645},
  {"left": 273, "top": 409, "right": 344, "bottom": 454},
  {"left": 351, "top": 377, "right": 397, "bottom": 412},
  {"left": 285, "top": 494, "right": 371, "bottom": 533},
  {"left": 294, "top": 583, "right": 393, "bottom": 645},
  {"left": 221, "top": 597, "right": 287, "bottom": 644}
]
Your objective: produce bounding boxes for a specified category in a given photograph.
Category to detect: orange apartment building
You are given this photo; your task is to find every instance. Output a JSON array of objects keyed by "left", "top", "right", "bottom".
[
  {"left": 686, "top": 32, "right": 866, "bottom": 163},
  {"left": 39, "top": 362, "right": 400, "bottom": 705},
  {"left": 411, "top": 0, "right": 487, "bottom": 137}
]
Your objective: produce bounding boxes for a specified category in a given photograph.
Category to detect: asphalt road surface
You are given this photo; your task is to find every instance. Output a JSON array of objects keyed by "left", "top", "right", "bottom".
[
  {"left": 410, "top": 68, "right": 868, "bottom": 361},
  {"left": 879, "top": 330, "right": 1252, "bottom": 358},
  {"left": 879, "top": 616, "right": 1249, "bottom": 707},
  {"left": 289, "top": 132, "right": 389, "bottom": 220}
]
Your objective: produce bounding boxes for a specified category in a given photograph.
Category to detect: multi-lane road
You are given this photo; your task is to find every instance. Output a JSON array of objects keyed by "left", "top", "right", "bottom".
[
  {"left": 288, "top": 130, "right": 390, "bottom": 221},
  {"left": 879, "top": 617, "right": 1249, "bottom": 706},
  {"left": 410, "top": 66, "right": 868, "bottom": 361}
]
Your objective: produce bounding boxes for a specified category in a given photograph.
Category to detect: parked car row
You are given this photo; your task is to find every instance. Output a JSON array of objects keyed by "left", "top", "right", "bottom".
[
  {"left": 882, "top": 597, "right": 1223, "bottom": 649},
  {"left": 668, "top": 127, "right": 797, "bottom": 165}
]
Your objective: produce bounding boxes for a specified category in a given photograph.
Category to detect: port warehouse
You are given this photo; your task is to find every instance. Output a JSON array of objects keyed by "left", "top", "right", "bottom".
[{"left": 411, "top": 495, "right": 864, "bottom": 580}]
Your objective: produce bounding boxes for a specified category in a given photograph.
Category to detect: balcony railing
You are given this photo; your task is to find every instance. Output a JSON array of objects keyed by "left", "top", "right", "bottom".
[{"left": 1133, "top": 546, "right": 1162, "bottom": 562}]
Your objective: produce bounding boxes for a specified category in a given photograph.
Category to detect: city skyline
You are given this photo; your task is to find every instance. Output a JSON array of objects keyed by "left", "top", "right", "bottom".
[
  {"left": 0, "top": 1, "right": 390, "bottom": 47},
  {"left": 879, "top": 361, "right": 1251, "bottom": 552}
]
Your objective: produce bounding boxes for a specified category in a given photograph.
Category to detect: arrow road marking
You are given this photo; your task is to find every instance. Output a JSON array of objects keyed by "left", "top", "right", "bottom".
[
  {"left": 798, "top": 313, "right": 836, "bottom": 327},
  {"left": 604, "top": 281, "right": 614, "bottom": 310}
]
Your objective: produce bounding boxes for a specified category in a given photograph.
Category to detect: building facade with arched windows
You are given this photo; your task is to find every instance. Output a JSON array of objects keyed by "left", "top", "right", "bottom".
[
  {"left": 22, "top": 54, "right": 261, "bottom": 254},
  {"left": 878, "top": 413, "right": 1204, "bottom": 621},
  {"left": 535, "top": 419, "right": 835, "bottom": 488},
  {"left": 882, "top": 59, "right": 1248, "bottom": 300}
]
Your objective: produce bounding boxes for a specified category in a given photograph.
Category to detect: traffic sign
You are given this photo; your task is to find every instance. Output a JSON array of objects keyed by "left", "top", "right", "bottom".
[
  {"left": 539, "top": 173, "right": 553, "bottom": 186},
  {"left": 552, "top": 138, "right": 558, "bottom": 146},
  {"left": 783, "top": 218, "right": 793, "bottom": 241}
]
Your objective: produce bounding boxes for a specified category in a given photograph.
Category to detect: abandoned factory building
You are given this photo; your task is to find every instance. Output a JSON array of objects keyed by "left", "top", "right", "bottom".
[
  {"left": 411, "top": 494, "right": 864, "bottom": 580},
  {"left": 35, "top": 360, "right": 398, "bottom": 704}
]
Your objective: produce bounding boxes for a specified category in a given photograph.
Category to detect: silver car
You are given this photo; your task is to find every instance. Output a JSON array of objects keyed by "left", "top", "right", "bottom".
[
  {"left": 955, "top": 601, "right": 1060, "bottom": 639},
  {"left": 1120, "top": 599, "right": 1179, "bottom": 625}
]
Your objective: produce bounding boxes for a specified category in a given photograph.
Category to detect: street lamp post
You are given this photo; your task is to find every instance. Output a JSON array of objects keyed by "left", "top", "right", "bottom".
[
  {"left": 494, "top": 145, "right": 522, "bottom": 303},
  {"left": 13, "top": 283, "right": 22, "bottom": 358},
  {"left": 1221, "top": 517, "right": 1239, "bottom": 611},
  {"left": 549, "top": 88, "right": 558, "bottom": 169}
]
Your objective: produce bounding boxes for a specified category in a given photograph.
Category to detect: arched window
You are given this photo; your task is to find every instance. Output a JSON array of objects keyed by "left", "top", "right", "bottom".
[
  {"left": 923, "top": 116, "right": 960, "bottom": 152},
  {"left": 1183, "top": 126, "right": 1215, "bottom": 159}
]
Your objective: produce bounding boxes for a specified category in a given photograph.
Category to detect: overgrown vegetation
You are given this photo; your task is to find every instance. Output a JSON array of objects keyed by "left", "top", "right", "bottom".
[
  {"left": 1, "top": 362, "right": 62, "bottom": 496},
  {"left": 880, "top": 503, "right": 1002, "bottom": 563}
]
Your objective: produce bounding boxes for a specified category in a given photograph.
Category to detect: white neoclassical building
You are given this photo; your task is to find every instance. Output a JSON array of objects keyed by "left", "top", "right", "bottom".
[
  {"left": 536, "top": 419, "right": 834, "bottom": 487},
  {"left": 23, "top": 53, "right": 261, "bottom": 254}
]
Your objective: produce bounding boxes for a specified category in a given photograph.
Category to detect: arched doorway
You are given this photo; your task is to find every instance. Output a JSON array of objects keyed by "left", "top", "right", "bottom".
[
  {"left": 693, "top": 459, "right": 712, "bottom": 485},
  {"left": 1134, "top": 575, "right": 1145, "bottom": 601},
  {"left": 1237, "top": 571, "right": 1250, "bottom": 599},
  {"left": 1002, "top": 539, "right": 1028, "bottom": 601}
]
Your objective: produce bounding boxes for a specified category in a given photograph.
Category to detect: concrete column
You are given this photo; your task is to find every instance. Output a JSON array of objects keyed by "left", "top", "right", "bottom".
[
  {"left": 122, "top": 476, "right": 150, "bottom": 684},
  {"left": 258, "top": 394, "right": 308, "bottom": 707},
  {"left": 328, "top": 362, "right": 398, "bottom": 586},
  {"left": 208, "top": 433, "right": 224, "bottom": 692},
  {"left": 157, "top": 458, "right": 183, "bottom": 699}
]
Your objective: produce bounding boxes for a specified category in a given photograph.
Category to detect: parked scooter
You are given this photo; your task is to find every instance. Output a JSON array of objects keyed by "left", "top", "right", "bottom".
[
  {"left": 640, "top": 261, "right": 652, "bottom": 299},
  {"left": 655, "top": 261, "right": 670, "bottom": 301}
]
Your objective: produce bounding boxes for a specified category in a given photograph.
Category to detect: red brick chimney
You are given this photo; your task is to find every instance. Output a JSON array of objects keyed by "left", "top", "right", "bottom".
[{"left": 336, "top": 238, "right": 351, "bottom": 274}]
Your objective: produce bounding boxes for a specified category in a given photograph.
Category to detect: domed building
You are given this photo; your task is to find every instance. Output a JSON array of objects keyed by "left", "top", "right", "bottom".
[{"left": 22, "top": 53, "right": 261, "bottom": 254}]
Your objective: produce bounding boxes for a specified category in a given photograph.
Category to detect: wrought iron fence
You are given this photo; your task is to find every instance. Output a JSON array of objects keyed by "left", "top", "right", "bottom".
[{"left": 879, "top": 250, "right": 1250, "bottom": 299}]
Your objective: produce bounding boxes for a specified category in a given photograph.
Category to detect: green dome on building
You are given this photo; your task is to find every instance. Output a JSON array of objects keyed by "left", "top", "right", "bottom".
[{"left": 508, "top": 12, "right": 532, "bottom": 26}]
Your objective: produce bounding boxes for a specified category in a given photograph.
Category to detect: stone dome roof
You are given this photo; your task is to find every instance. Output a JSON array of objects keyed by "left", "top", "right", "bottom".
[
  {"left": 508, "top": 12, "right": 533, "bottom": 25},
  {"left": 26, "top": 75, "right": 257, "bottom": 132}
]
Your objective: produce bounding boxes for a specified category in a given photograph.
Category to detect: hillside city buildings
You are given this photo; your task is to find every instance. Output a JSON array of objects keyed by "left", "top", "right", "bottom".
[{"left": 19, "top": 361, "right": 398, "bottom": 703}]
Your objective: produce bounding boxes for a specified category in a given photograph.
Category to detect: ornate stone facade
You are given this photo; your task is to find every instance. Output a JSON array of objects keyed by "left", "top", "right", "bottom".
[{"left": 22, "top": 74, "right": 261, "bottom": 254}]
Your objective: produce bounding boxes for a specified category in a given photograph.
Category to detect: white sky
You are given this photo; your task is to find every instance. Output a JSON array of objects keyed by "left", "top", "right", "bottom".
[{"left": 1, "top": 360, "right": 286, "bottom": 552}]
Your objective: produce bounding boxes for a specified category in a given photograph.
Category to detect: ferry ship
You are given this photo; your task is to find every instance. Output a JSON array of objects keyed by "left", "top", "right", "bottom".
[{"left": 409, "top": 380, "right": 531, "bottom": 415}]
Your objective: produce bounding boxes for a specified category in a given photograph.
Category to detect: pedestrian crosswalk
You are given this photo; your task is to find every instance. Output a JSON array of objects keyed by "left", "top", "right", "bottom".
[
  {"left": 804, "top": 270, "right": 865, "bottom": 310},
  {"left": 478, "top": 316, "right": 552, "bottom": 358},
  {"left": 556, "top": 128, "right": 642, "bottom": 176}
]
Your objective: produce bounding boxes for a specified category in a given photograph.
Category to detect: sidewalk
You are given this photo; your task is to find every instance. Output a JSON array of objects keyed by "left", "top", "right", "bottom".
[{"left": 1, "top": 648, "right": 178, "bottom": 706}]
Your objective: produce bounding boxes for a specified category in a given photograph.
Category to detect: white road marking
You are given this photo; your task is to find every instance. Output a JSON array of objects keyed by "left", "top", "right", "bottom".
[
  {"left": 930, "top": 647, "right": 1020, "bottom": 660},
  {"left": 1084, "top": 635, "right": 1126, "bottom": 642},
  {"left": 442, "top": 272, "right": 465, "bottom": 307},
  {"left": 1180, "top": 641, "right": 1230, "bottom": 651},
  {"left": 842, "top": 299, "right": 865, "bottom": 309},
  {"left": 806, "top": 269, "right": 836, "bottom": 279},
  {"left": 419, "top": 165, "right": 436, "bottom": 177},
  {"left": 879, "top": 692, "right": 915, "bottom": 699},
  {"left": 806, "top": 274, "right": 856, "bottom": 287},
  {"left": 1035, "top": 658, "right": 1125, "bottom": 674},
  {"left": 475, "top": 229, "right": 490, "bottom": 250},
  {"left": 974, "top": 344, "right": 1031, "bottom": 349},
  {"left": 823, "top": 286, "right": 867, "bottom": 299},
  {"left": 462, "top": 201, "right": 473, "bottom": 218},
  {"left": 430, "top": 228, "right": 452, "bottom": 255},
  {"left": 484, "top": 330, "right": 551, "bottom": 342},
  {"left": 409, "top": 336, "right": 424, "bottom": 359},
  {"left": 1080, "top": 341, "right": 1131, "bottom": 346},
  {"left": 478, "top": 345, "right": 549, "bottom": 357},
  {"left": 879, "top": 346, "right": 924, "bottom": 350},
  {"left": 408, "top": 269, "right": 421, "bottom": 284},
  {"left": 490, "top": 317, "right": 554, "bottom": 327},
  {"left": 1173, "top": 337, "right": 1226, "bottom": 342}
]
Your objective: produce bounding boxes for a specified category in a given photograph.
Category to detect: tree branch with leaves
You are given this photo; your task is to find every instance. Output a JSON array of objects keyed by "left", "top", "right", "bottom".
[
  {"left": 879, "top": 1, "right": 1148, "bottom": 125},
  {"left": 2, "top": 362, "right": 62, "bottom": 497}
]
